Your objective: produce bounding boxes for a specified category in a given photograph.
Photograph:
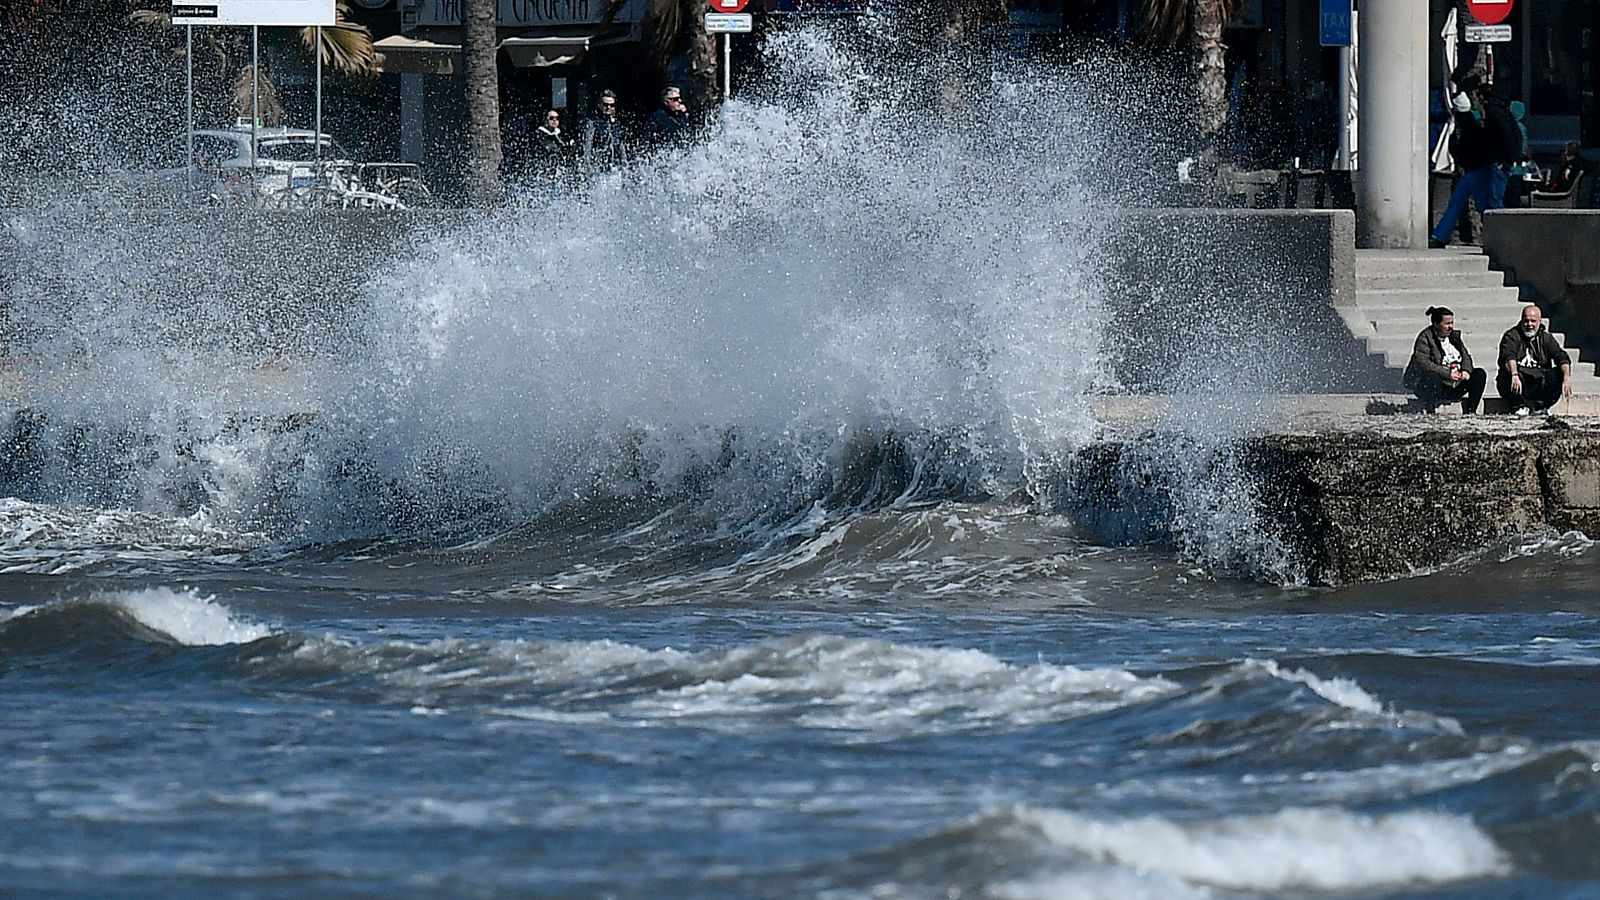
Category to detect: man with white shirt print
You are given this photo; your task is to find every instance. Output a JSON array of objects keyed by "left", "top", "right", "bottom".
[{"left": 1498, "top": 305, "right": 1572, "bottom": 416}]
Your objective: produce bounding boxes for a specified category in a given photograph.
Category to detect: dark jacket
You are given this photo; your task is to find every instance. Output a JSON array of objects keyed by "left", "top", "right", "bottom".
[
  {"left": 582, "top": 115, "right": 628, "bottom": 168},
  {"left": 1450, "top": 109, "right": 1494, "bottom": 171},
  {"left": 1404, "top": 326, "right": 1475, "bottom": 389},
  {"left": 648, "top": 107, "right": 690, "bottom": 145},
  {"left": 1479, "top": 94, "right": 1522, "bottom": 164},
  {"left": 1498, "top": 325, "right": 1571, "bottom": 372}
]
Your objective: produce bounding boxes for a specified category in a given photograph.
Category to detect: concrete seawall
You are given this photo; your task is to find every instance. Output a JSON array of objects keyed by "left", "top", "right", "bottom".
[{"left": 1073, "top": 414, "right": 1600, "bottom": 585}]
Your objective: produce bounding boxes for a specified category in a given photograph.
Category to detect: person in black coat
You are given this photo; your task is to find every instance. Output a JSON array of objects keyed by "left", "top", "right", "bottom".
[
  {"left": 1498, "top": 305, "right": 1572, "bottom": 415},
  {"left": 1404, "top": 306, "right": 1487, "bottom": 413},
  {"left": 1429, "top": 77, "right": 1509, "bottom": 248},
  {"left": 647, "top": 86, "right": 692, "bottom": 147}
]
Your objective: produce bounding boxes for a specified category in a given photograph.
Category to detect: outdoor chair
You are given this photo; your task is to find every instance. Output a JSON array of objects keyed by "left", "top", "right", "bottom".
[{"left": 1529, "top": 170, "right": 1592, "bottom": 209}]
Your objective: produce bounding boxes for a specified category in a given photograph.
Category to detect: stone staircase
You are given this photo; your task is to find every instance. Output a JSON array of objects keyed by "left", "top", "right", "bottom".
[{"left": 1338, "top": 248, "right": 1598, "bottom": 398}]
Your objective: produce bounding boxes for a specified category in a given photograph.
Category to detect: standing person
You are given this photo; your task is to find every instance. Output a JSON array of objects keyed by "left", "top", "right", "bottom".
[
  {"left": 1498, "top": 305, "right": 1572, "bottom": 416},
  {"left": 1404, "top": 306, "right": 1486, "bottom": 414},
  {"left": 647, "top": 86, "right": 691, "bottom": 147},
  {"left": 536, "top": 110, "right": 573, "bottom": 156},
  {"left": 1429, "top": 78, "right": 1504, "bottom": 249},
  {"left": 581, "top": 90, "right": 628, "bottom": 172}
]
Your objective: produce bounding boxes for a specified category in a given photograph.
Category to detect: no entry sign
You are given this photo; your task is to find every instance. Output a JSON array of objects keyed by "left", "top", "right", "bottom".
[
  {"left": 1466, "top": 0, "right": 1514, "bottom": 26},
  {"left": 711, "top": 0, "right": 749, "bottom": 12}
]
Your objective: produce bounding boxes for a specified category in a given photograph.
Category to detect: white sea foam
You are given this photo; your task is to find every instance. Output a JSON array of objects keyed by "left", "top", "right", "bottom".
[
  {"left": 1237, "top": 657, "right": 1465, "bottom": 734},
  {"left": 1012, "top": 805, "right": 1509, "bottom": 892},
  {"left": 108, "top": 586, "right": 272, "bottom": 646},
  {"left": 0, "top": 498, "right": 261, "bottom": 574}
]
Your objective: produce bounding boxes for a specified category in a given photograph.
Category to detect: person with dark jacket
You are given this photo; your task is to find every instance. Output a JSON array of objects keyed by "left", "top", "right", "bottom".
[
  {"left": 647, "top": 86, "right": 691, "bottom": 147},
  {"left": 1430, "top": 78, "right": 1507, "bottom": 248},
  {"left": 581, "top": 90, "right": 629, "bottom": 172},
  {"left": 1498, "top": 305, "right": 1572, "bottom": 415},
  {"left": 1405, "top": 306, "right": 1486, "bottom": 413}
]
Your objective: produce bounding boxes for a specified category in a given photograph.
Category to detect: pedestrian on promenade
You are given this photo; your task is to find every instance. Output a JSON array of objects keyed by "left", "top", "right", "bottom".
[
  {"left": 1498, "top": 305, "right": 1571, "bottom": 416},
  {"left": 1404, "top": 306, "right": 1486, "bottom": 414},
  {"left": 582, "top": 90, "right": 629, "bottom": 172},
  {"left": 536, "top": 110, "right": 573, "bottom": 157},
  {"left": 647, "top": 86, "right": 691, "bottom": 147},
  {"left": 1429, "top": 77, "right": 1508, "bottom": 249}
]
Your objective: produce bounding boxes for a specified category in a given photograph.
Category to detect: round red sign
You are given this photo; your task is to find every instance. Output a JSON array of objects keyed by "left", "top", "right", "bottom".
[
  {"left": 1466, "top": 0, "right": 1514, "bottom": 26},
  {"left": 710, "top": 0, "right": 750, "bottom": 12}
]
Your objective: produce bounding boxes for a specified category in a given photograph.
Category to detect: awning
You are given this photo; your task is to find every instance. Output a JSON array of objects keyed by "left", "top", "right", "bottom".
[
  {"left": 374, "top": 34, "right": 458, "bottom": 76},
  {"left": 375, "top": 26, "right": 627, "bottom": 75},
  {"left": 499, "top": 34, "right": 592, "bottom": 68}
]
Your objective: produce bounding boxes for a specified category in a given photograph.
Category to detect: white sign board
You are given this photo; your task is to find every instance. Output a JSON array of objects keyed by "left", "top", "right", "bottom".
[
  {"left": 172, "top": 0, "right": 335, "bottom": 25},
  {"left": 705, "top": 12, "right": 753, "bottom": 33},
  {"left": 1464, "top": 23, "right": 1512, "bottom": 43}
]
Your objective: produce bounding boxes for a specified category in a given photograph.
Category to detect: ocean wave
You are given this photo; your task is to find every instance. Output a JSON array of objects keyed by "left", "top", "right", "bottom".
[
  {"left": 251, "top": 631, "right": 1175, "bottom": 738},
  {"left": 1004, "top": 804, "right": 1509, "bottom": 892},
  {"left": 0, "top": 587, "right": 272, "bottom": 650}
]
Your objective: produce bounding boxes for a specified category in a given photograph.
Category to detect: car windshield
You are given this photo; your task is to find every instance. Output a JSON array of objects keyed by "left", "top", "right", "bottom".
[{"left": 260, "top": 137, "right": 349, "bottom": 161}]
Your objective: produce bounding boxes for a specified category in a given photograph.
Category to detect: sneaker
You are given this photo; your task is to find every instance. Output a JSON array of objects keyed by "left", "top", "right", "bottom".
[
  {"left": 1537, "top": 407, "right": 1552, "bottom": 417},
  {"left": 1514, "top": 406, "right": 1531, "bottom": 417},
  {"left": 1428, "top": 237, "right": 1447, "bottom": 249}
]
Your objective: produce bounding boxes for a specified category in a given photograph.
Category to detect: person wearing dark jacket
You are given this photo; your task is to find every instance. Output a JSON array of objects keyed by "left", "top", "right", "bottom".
[
  {"left": 1430, "top": 78, "right": 1508, "bottom": 248},
  {"left": 1405, "top": 306, "right": 1486, "bottom": 413},
  {"left": 647, "top": 86, "right": 691, "bottom": 147},
  {"left": 1498, "top": 305, "right": 1572, "bottom": 415}
]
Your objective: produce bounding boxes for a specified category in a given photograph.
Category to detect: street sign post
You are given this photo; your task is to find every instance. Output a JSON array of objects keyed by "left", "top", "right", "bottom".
[
  {"left": 171, "top": 0, "right": 338, "bottom": 196},
  {"left": 1465, "top": 0, "right": 1513, "bottom": 26},
  {"left": 1464, "top": 24, "right": 1513, "bottom": 43},
  {"left": 706, "top": 7, "right": 753, "bottom": 102},
  {"left": 1319, "top": 0, "right": 1351, "bottom": 47}
]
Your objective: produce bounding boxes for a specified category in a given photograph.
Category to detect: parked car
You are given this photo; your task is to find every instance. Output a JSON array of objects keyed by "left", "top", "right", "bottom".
[{"left": 155, "top": 123, "right": 432, "bottom": 209}]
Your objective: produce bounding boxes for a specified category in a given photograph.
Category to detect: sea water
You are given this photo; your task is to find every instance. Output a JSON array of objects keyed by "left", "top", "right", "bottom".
[{"left": 4, "top": 24, "right": 1600, "bottom": 899}]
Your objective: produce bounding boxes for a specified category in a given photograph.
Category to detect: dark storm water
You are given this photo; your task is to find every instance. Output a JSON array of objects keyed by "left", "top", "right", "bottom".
[{"left": 3, "top": 501, "right": 1599, "bottom": 899}]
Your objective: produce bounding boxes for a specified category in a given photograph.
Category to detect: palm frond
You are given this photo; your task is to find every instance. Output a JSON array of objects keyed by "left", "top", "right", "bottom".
[
  {"left": 126, "top": 7, "right": 168, "bottom": 27},
  {"left": 231, "top": 64, "right": 285, "bottom": 126},
  {"left": 297, "top": 0, "right": 376, "bottom": 77}
]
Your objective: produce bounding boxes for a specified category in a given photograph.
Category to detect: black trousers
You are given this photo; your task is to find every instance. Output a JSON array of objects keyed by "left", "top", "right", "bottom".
[
  {"left": 1497, "top": 368, "right": 1564, "bottom": 410},
  {"left": 1416, "top": 367, "right": 1486, "bottom": 412}
]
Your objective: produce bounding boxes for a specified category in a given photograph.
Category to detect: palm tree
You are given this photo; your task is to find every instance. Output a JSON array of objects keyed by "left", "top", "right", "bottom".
[
  {"left": 460, "top": 0, "right": 501, "bottom": 205},
  {"left": 1140, "top": 0, "right": 1244, "bottom": 152}
]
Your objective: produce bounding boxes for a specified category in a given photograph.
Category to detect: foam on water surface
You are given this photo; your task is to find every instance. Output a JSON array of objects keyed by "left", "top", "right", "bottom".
[{"left": 1010, "top": 804, "right": 1510, "bottom": 892}]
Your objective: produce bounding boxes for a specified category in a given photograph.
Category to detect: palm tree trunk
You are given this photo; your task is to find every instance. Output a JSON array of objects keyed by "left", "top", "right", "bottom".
[
  {"left": 461, "top": 0, "right": 502, "bottom": 205},
  {"left": 686, "top": 5, "right": 717, "bottom": 110},
  {"left": 1190, "top": 0, "right": 1229, "bottom": 147}
]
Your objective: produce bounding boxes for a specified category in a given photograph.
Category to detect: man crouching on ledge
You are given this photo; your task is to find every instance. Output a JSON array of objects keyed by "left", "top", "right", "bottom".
[{"left": 1499, "top": 305, "right": 1571, "bottom": 416}]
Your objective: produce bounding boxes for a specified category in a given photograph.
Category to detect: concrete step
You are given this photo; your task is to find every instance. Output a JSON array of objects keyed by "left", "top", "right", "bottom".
[
  {"left": 1354, "top": 250, "right": 1492, "bottom": 279},
  {"left": 1356, "top": 271, "right": 1511, "bottom": 292},
  {"left": 1364, "top": 332, "right": 1577, "bottom": 359},
  {"left": 1089, "top": 393, "right": 1600, "bottom": 421},
  {"left": 1352, "top": 286, "right": 1523, "bottom": 309}
]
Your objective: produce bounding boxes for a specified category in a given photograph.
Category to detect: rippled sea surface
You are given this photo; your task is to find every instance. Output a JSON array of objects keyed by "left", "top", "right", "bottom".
[{"left": 4, "top": 498, "right": 1599, "bottom": 899}]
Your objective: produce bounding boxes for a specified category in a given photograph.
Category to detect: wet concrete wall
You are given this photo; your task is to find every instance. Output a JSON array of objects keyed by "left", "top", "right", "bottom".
[
  {"left": 1484, "top": 209, "right": 1600, "bottom": 351},
  {"left": 1071, "top": 418, "right": 1600, "bottom": 586}
]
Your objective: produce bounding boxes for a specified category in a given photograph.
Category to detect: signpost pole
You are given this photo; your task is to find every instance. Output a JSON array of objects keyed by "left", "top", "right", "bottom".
[
  {"left": 723, "top": 33, "right": 731, "bottom": 102},
  {"left": 1337, "top": 44, "right": 1351, "bottom": 170},
  {"left": 185, "top": 25, "right": 195, "bottom": 190},
  {"left": 314, "top": 25, "right": 323, "bottom": 173},
  {"left": 251, "top": 25, "right": 260, "bottom": 169}
]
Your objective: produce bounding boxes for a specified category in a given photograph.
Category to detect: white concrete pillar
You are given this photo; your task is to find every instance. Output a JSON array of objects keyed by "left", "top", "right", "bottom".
[
  {"left": 1356, "top": 1, "right": 1428, "bottom": 248},
  {"left": 401, "top": 73, "right": 425, "bottom": 163}
]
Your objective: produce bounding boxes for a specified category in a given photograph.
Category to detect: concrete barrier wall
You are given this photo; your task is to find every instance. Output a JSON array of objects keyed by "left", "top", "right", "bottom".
[
  {"left": 1102, "top": 208, "right": 1391, "bottom": 393},
  {"left": 2, "top": 207, "right": 1381, "bottom": 390},
  {"left": 1484, "top": 209, "right": 1600, "bottom": 349}
]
